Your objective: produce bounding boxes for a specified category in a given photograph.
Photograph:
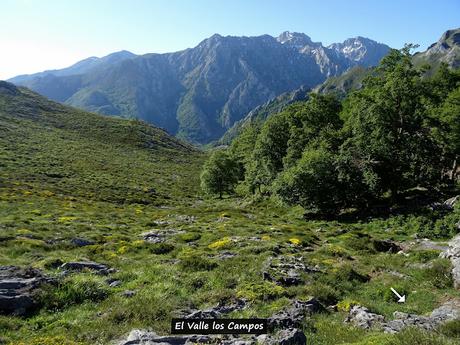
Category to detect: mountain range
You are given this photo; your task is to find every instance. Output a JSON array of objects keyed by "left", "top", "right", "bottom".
[
  {"left": 8, "top": 32, "right": 391, "bottom": 143},
  {"left": 220, "top": 28, "right": 460, "bottom": 143}
]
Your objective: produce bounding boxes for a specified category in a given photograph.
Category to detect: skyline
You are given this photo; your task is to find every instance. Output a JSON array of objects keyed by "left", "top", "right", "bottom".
[{"left": 1, "top": 0, "right": 459, "bottom": 80}]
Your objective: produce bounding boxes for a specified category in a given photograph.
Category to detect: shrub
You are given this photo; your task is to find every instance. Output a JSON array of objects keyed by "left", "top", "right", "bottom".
[
  {"left": 388, "top": 327, "right": 455, "bottom": 345},
  {"left": 438, "top": 319, "right": 460, "bottom": 339},
  {"left": 236, "top": 281, "right": 285, "bottom": 301},
  {"left": 337, "top": 298, "right": 361, "bottom": 312},
  {"left": 149, "top": 242, "right": 175, "bottom": 254},
  {"left": 424, "top": 259, "right": 453, "bottom": 289},
  {"left": 179, "top": 253, "right": 218, "bottom": 271},
  {"left": 208, "top": 237, "right": 233, "bottom": 250},
  {"left": 40, "top": 277, "right": 109, "bottom": 311},
  {"left": 178, "top": 232, "right": 201, "bottom": 242},
  {"left": 16, "top": 336, "right": 84, "bottom": 345}
]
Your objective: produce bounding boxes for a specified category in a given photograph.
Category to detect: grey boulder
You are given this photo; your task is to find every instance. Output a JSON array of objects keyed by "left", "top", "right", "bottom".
[
  {"left": 0, "top": 266, "right": 54, "bottom": 316},
  {"left": 440, "top": 233, "right": 460, "bottom": 289}
]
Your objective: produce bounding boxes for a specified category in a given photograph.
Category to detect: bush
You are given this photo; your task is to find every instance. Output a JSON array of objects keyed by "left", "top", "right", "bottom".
[
  {"left": 309, "top": 282, "right": 340, "bottom": 305},
  {"left": 236, "top": 281, "right": 285, "bottom": 301},
  {"left": 274, "top": 148, "right": 344, "bottom": 216},
  {"left": 40, "top": 277, "right": 109, "bottom": 311},
  {"left": 200, "top": 150, "right": 241, "bottom": 198},
  {"left": 179, "top": 253, "right": 218, "bottom": 271},
  {"left": 388, "top": 327, "right": 455, "bottom": 345},
  {"left": 424, "top": 259, "right": 453, "bottom": 289},
  {"left": 178, "top": 232, "right": 201, "bottom": 242},
  {"left": 149, "top": 242, "right": 175, "bottom": 254},
  {"left": 438, "top": 319, "right": 460, "bottom": 339}
]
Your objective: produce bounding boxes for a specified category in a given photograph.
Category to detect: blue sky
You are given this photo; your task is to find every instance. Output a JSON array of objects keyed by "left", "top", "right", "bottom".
[{"left": 1, "top": 0, "right": 459, "bottom": 80}]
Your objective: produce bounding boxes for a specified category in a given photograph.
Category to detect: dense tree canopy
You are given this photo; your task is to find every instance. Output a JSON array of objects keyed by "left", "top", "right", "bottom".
[
  {"left": 201, "top": 47, "right": 460, "bottom": 215},
  {"left": 200, "top": 150, "right": 241, "bottom": 198}
]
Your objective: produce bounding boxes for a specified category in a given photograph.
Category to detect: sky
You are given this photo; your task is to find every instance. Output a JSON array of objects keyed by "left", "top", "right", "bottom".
[{"left": 1, "top": 0, "right": 459, "bottom": 80}]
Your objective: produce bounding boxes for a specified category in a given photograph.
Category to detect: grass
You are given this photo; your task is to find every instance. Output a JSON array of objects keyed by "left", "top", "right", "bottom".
[{"left": 1, "top": 85, "right": 459, "bottom": 344}]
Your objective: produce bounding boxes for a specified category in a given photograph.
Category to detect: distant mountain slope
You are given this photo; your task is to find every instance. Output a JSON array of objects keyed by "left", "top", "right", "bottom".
[
  {"left": 314, "top": 66, "right": 370, "bottom": 97},
  {"left": 9, "top": 33, "right": 390, "bottom": 143},
  {"left": 9, "top": 50, "right": 137, "bottom": 84},
  {"left": 220, "top": 28, "right": 460, "bottom": 144},
  {"left": 219, "top": 86, "right": 310, "bottom": 144},
  {"left": 0, "top": 81, "right": 200, "bottom": 204},
  {"left": 413, "top": 28, "right": 460, "bottom": 71}
]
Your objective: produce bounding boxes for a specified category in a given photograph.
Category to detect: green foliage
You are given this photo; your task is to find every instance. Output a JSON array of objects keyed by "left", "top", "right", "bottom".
[
  {"left": 236, "top": 281, "right": 285, "bottom": 301},
  {"left": 423, "top": 258, "right": 453, "bottom": 289},
  {"left": 149, "top": 242, "right": 175, "bottom": 254},
  {"left": 438, "top": 319, "right": 460, "bottom": 339},
  {"left": 274, "top": 148, "right": 343, "bottom": 215},
  {"left": 179, "top": 252, "right": 218, "bottom": 271},
  {"left": 200, "top": 150, "right": 241, "bottom": 198},
  {"left": 39, "top": 277, "right": 109, "bottom": 311},
  {"left": 387, "top": 327, "right": 457, "bottom": 345},
  {"left": 340, "top": 46, "right": 443, "bottom": 199},
  {"left": 229, "top": 45, "right": 460, "bottom": 216}
]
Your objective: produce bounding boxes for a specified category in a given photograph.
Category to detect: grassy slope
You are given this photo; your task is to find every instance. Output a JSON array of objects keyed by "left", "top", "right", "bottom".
[{"left": 1, "top": 85, "right": 459, "bottom": 344}]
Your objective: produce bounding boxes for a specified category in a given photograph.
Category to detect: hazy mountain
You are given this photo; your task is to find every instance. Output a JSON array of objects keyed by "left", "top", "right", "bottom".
[
  {"left": 9, "top": 33, "right": 390, "bottom": 143},
  {"left": 9, "top": 50, "right": 136, "bottom": 84}
]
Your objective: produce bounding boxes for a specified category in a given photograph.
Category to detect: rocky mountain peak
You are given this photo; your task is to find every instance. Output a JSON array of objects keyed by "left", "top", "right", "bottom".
[{"left": 277, "top": 31, "right": 314, "bottom": 47}]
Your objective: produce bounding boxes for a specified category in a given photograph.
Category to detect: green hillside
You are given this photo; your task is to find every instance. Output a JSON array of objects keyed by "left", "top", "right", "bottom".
[{"left": 1, "top": 73, "right": 460, "bottom": 345}]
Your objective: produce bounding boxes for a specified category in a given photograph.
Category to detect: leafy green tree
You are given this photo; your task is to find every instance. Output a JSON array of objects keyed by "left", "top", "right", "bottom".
[
  {"left": 274, "top": 148, "right": 343, "bottom": 216},
  {"left": 339, "top": 45, "right": 443, "bottom": 200},
  {"left": 283, "top": 94, "right": 342, "bottom": 167},
  {"left": 246, "top": 112, "right": 290, "bottom": 193},
  {"left": 200, "top": 150, "right": 240, "bottom": 198},
  {"left": 436, "top": 86, "right": 460, "bottom": 180}
]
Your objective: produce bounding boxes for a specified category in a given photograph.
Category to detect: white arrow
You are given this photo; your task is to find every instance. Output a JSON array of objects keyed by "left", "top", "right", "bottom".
[{"left": 390, "top": 287, "right": 406, "bottom": 303}]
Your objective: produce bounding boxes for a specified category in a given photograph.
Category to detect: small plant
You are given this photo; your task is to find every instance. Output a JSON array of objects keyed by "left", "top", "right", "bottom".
[
  {"left": 179, "top": 252, "right": 218, "bottom": 271},
  {"left": 149, "top": 242, "right": 175, "bottom": 254},
  {"left": 424, "top": 259, "right": 453, "bottom": 289},
  {"left": 337, "top": 298, "right": 361, "bottom": 312},
  {"left": 178, "top": 232, "right": 201, "bottom": 242},
  {"left": 236, "top": 281, "right": 285, "bottom": 301},
  {"left": 208, "top": 237, "right": 232, "bottom": 249},
  {"left": 39, "top": 277, "right": 109, "bottom": 311},
  {"left": 289, "top": 237, "right": 301, "bottom": 246}
]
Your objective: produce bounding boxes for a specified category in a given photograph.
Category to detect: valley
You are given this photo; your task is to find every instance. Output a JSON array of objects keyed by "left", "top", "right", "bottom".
[{"left": 1, "top": 21, "right": 460, "bottom": 345}]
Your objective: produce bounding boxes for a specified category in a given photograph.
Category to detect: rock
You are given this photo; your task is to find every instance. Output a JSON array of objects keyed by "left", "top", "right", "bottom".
[
  {"left": 409, "top": 238, "right": 449, "bottom": 251},
  {"left": 117, "top": 329, "right": 256, "bottom": 345},
  {"left": 60, "top": 261, "right": 113, "bottom": 275},
  {"left": 275, "top": 328, "right": 306, "bottom": 345},
  {"left": 175, "top": 215, "right": 197, "bottom": 223},
  {"left": 142, "top": 229, "right": 185, "bottom": 244},
  {"left": 383, "top": 312, "right": 436, "bottom": 333},
  {"left": 430, "top": 300, "right": 460, "bottom": 320},
  {"left": 182, "top": 299, "right": 248, "bottom": 319},
  {"left": 0, "top": 266, "right": 54, "bottom": 316},
  {"left": 440, "top": 233, "right": 460, "bottom": 288},
  {"left": 346, "top": 301, "right": 460, "bottom": 333},
  {"left": 372, "top": 239, "right": 401, "bottom": 253},
  {"left": 121, "top": 290, "right": 136, "bottom": 298},
  {"left": 263, "top": 256, "right": 320, "bottom": 286},
  {"left": 444, "top": 195, "right": 460, "bottom": 210},
  {"left": 344, "top": 305, "right": 385, "bottom": 329},
  {"left": 212, "top": 252, "right": 237, "bottom": 260},
  {"left": 268, "top": 298, "right": 325, "bottom": 329},
  {"left": 108, "top": 279, "right": 122, "bottom": 288},
  {"left": 151, "top": 220, "right": 171, "bottom": 226},
  {"left": 117, "top": 329, "right": 192, "bottom": 345},
  {"left": 70, "top": 238, "right": 94, "bottom": 247}
]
